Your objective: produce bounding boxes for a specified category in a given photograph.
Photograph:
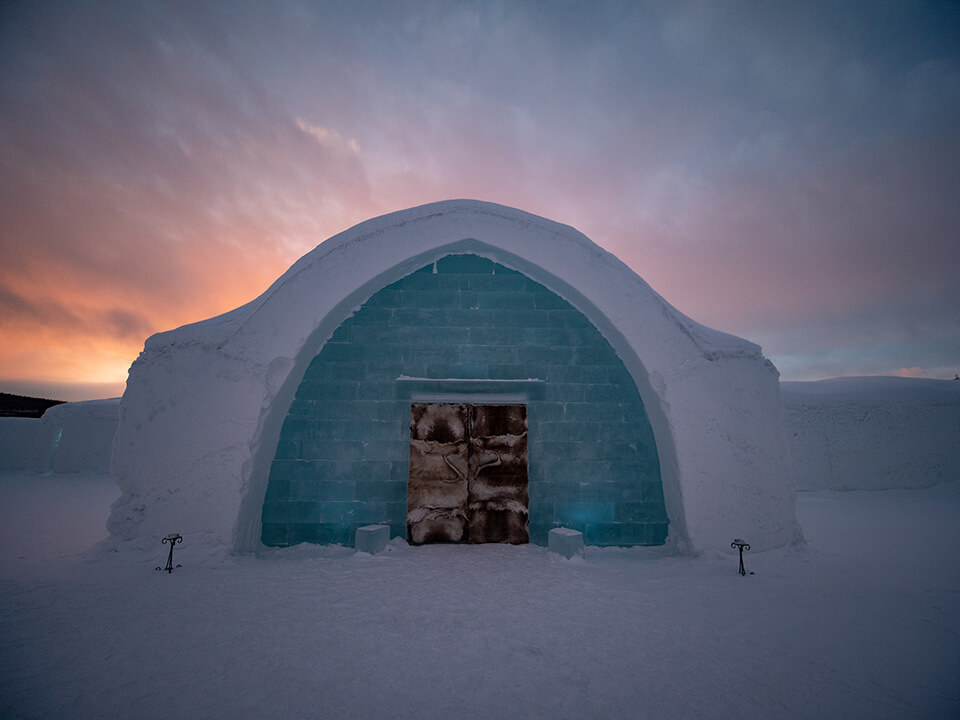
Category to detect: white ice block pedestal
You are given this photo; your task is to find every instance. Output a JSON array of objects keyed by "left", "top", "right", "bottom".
[
  {"left": 355, "top": 524, "right": 390, "bottom": 554},
  {"left": 548, "top": 527, "right": 584, "bottom": 558}
]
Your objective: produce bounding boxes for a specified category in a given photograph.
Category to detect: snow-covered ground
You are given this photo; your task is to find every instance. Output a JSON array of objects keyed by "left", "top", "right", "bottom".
[
  {"left": 1, "top": 377, "right": 957, "bottom": 717},
  {"left": 783, "top": 377, "right": 960, "bottom": 491},
  {"left": 1, "top": 471, "right": 958, "bottom": 719}
]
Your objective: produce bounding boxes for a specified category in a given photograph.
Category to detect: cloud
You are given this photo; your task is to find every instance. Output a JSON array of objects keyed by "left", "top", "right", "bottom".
[
  {"left": 0, "top": 1, "right": 958, "bottom": 397},
  {"left": 295, "top": 118, "right": 360, "bottom": 154},
  {"left": 894, "top": 368, "right": 927, "bottom": 378}
]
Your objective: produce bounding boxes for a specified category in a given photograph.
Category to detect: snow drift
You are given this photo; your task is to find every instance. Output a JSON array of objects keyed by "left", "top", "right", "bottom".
[
  {"left": 0, "top": 399, "right": 118, "bottom": 474},
  {"left": 783, "top": 377, "right": 960, "bottom": 490}
]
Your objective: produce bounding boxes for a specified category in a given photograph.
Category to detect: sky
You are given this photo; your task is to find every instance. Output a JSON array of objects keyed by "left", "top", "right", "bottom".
[{"left": 1, "top": 0, "right": 958, "bottom": 401}]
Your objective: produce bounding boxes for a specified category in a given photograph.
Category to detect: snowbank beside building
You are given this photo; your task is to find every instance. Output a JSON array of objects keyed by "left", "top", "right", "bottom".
[
  {"left": 1, "top": 378, "right": 956, "bottom": 501},
  {"left": 0, "top": 399, "right": 119, "bottom": 474},
  {"left": 783, "top": 377, "right": 960, "bottom": 490},
  {"left": 0, "top": 417, "right": 53, "bottom": 472}
]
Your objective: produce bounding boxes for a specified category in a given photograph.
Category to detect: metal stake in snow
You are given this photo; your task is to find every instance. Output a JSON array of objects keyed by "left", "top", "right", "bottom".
[
  {"left": 156, "top": 534, "right": 182, "bottom": 574},
  {"left": 731, "top": 539, "right": 751, "bottom": 576}
]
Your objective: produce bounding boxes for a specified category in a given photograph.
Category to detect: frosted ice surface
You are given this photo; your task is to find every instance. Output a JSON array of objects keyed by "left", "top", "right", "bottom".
[{"left": 354, "top": 524, "right": 390, "bottom": 554}]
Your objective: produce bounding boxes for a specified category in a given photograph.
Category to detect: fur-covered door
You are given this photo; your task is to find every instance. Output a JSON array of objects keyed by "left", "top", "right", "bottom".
[{"left": 408, "top": 403, "right": 528, "bottom": 544}]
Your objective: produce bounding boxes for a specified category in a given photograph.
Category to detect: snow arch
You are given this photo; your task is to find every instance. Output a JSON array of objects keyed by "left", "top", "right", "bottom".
[
  {"left": 258, "top": 251, "right": 670, "bottom": 548},
  {"left": 109, "top": 200, "right": 799, "bottom": 554}
]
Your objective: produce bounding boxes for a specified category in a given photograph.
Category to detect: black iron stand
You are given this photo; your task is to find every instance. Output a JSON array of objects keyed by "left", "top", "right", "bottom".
[
  {"left": 156, "top": 534, "right": 182, "bottom": 573},
  {"left": 731, "top": 539, "right": 751, "bottom": 576}
]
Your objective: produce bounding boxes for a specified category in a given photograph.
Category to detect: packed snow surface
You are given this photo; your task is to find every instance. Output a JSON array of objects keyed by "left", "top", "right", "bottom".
[
  {"left": 1, "top": 472, "right": 958, "bottom": 719},
  {"left": 783, "top": 377, "right": 960, "bottom": 490},
  {"left": 1, "top": 377, "right": 956, "bottom": 716}
]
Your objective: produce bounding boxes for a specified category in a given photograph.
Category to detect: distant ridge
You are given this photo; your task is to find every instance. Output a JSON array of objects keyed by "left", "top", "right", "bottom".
[{"left": 0, "top": 392, "right": 66, "bottom": 418}]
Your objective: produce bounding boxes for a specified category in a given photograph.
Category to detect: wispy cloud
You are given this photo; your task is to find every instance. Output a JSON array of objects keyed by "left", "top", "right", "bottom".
[{"left": 295, "top": 117, "right": 360, "bottom": 154}]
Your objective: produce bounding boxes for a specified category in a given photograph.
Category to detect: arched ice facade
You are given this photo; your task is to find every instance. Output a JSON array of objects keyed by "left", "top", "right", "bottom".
[{"left": 108, "top": 200, "right": 800, "bottom": 554}]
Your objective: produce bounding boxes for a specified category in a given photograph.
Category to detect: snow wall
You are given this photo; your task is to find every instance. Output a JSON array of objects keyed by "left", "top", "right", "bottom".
[
  {"left": 0, "top": 399, "right": 119, "bottom": 474},
  {"left": 783, "top": 377, "right": 960, "bottom": 490},
  {"left": 107, "top": 200, "right": 799, "bottom": 554},
  {"left": 3, "top": 381, "right": 956, "bottom": 495}
]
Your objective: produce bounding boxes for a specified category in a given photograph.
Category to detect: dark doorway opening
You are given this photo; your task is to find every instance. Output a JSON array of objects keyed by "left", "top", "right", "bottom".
[{"left": 408, "top": 403, "right": 528, "bottom": 544}]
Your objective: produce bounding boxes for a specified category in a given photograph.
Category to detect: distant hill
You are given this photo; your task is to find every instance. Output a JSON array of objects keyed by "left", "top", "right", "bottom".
[{"left": 0, "top": 392, "right": 66, "bottom": 418}]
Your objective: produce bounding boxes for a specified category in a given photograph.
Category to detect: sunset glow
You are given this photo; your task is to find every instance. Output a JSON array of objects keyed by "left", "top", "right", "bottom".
[{"left": 2, "top": 1, "right": 958, "bottom": 400}]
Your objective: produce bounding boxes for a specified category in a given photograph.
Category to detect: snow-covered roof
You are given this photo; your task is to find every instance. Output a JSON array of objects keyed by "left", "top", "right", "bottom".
[{"left": 149, "top": 200, "right": 759, "bottom": 364}]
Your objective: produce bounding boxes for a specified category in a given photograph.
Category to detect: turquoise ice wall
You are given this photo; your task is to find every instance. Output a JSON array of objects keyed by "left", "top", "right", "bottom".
[{"left": 261, "top": 254, "right": 668, "bottom": 547}]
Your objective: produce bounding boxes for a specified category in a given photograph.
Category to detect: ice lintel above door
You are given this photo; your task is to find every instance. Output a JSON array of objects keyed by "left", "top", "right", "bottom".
[{"left": 395, "top": 376, "right": 545, "bottom": 403}]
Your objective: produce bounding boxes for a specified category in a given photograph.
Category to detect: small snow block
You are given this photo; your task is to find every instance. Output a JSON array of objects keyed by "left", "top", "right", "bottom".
[
  {"left": 549, "top": 527, "right": 584, "bottom": 558},
  {"left": 355, "top": 524, "right": 390, "bottom": 554}
]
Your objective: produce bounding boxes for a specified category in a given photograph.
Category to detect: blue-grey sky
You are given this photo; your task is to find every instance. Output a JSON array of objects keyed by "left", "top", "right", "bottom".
[{"left": 2, "top": 1, "right": 958, "bottom": 400}]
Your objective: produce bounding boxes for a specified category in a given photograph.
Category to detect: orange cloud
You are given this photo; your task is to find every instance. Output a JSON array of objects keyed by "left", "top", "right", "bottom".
[{"left": 894, "top": 367, "right": 927, "bottom": 378}]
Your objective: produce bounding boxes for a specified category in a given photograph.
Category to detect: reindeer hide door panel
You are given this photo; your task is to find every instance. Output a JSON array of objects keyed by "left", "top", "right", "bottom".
[
  {"left": 467, "top": 404, "right": 529, "bottom": 543},
  {"left": 408, "top": 403, "right": 528, "bottom": 544},
  {"left": 408, "top": 403, "right": 470, "bottom": 544}
]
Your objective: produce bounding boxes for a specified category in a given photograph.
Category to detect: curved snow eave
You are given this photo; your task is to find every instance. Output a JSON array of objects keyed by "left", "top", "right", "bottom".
[
  {"left": 140, "top": 203, "right": 473, "bottom": 353},
  {"left": 203, "top": 199, "right": 763, "bottom": 366},
  {"left": 139, "top": 200, "right": 765, "bottom": 373},
  {"left": 229, "top": 199, "right": 595, "bottom": 339},
  {"left": 679, "top": 318, "right": 764, "bottom": 362},
  {"left": 143, "top": 296, "right": 263, "bottom": 351}
]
